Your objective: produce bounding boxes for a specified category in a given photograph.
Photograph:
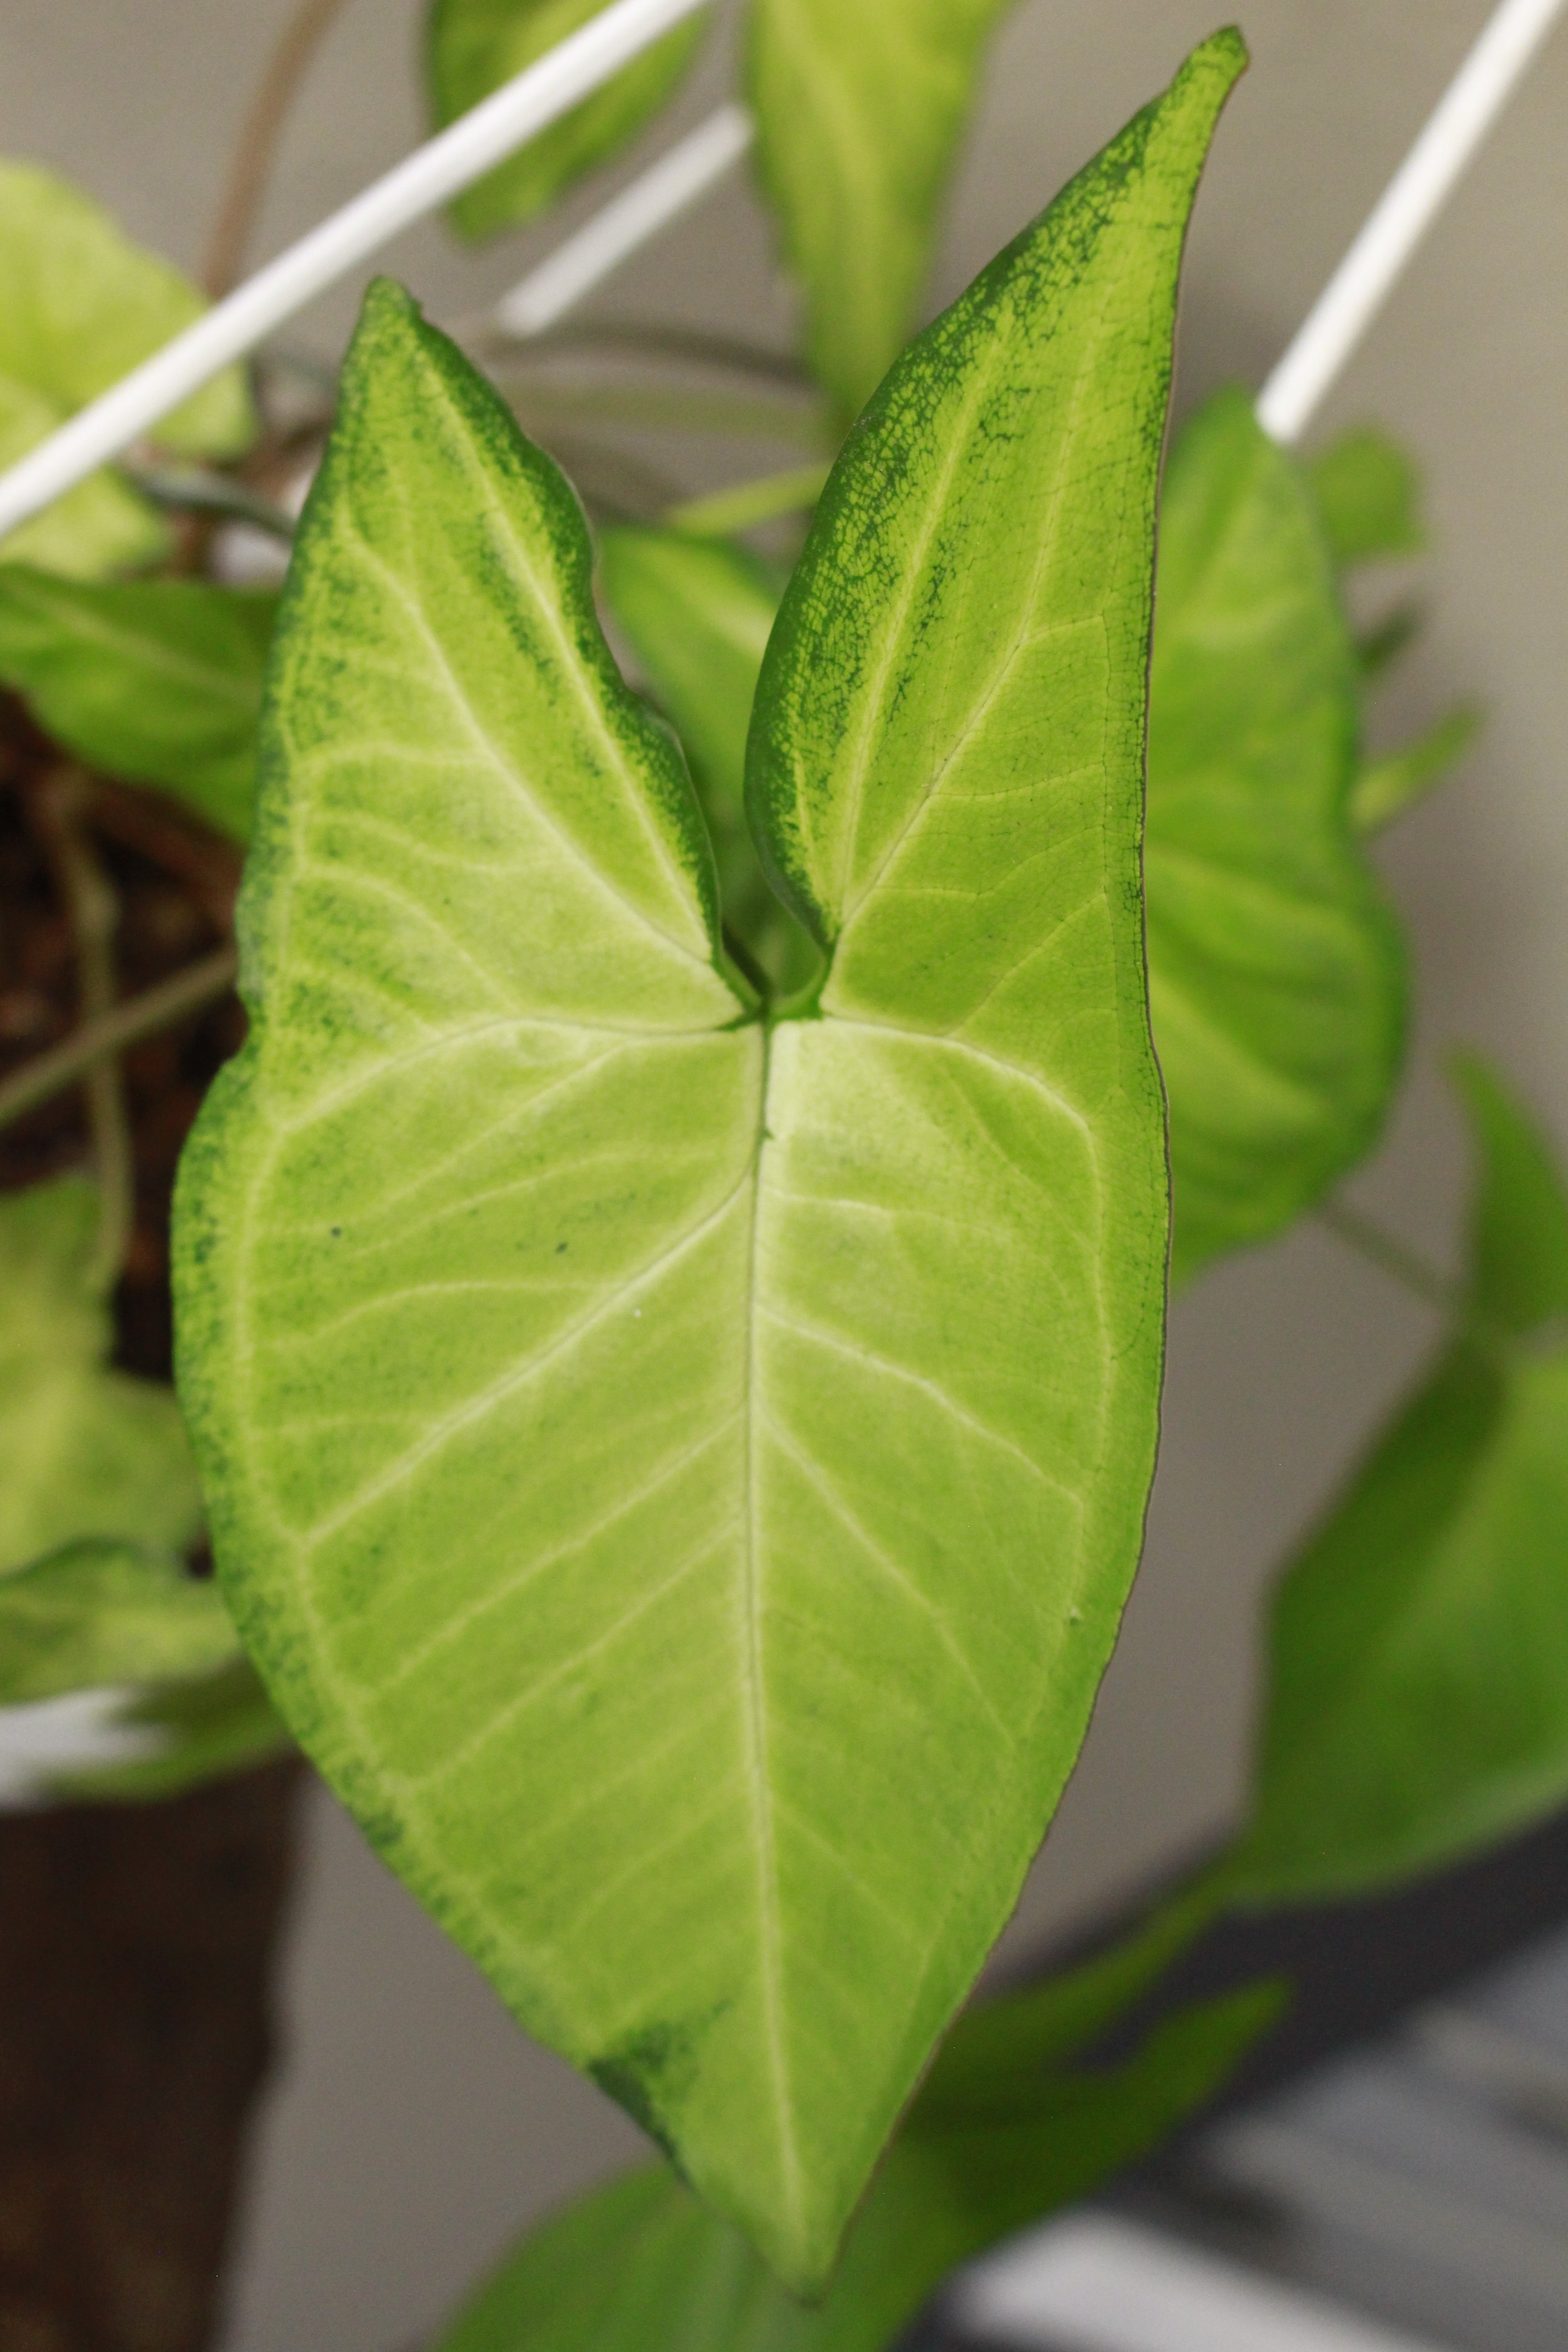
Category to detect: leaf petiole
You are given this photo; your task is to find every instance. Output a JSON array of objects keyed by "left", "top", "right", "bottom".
[
  {"left": 665, "top": 462, "right": 831, "bottom": 539},
  {"left": 1317, "top": 1194, "right": 1512, "bottom": 1358},
  {"left": 0, "top": 945, "right": 239, "bottom": 1138},
  {"left": 29, "top": 768, "right": 136, "bottom": 1287}
]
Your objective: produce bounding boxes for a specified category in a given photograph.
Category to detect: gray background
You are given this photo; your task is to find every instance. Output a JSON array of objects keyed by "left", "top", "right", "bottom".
[{"left": 3, "top": 1, "right": 1566, "bottom": 2344}]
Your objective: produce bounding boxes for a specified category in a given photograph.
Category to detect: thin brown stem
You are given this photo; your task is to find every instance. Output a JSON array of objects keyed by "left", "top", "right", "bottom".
[
  {"left": 1316, "top": 1196, "right": 1459, "bottom": 1320},
  {"left": 30, "top": 769, "right": 137, "bottom": 1285},
  {"left": 1317, "top": 1195, "right": 1514, "bottom": 1360},
  {"left": 89, "top": 778, "right": 243, "bottom": 934},
  {"left": 203, "top": 0, "right": 355, "bottom": 298},
  {"left": 0, "top": 946, "right": 239, "bottom": 1142}
]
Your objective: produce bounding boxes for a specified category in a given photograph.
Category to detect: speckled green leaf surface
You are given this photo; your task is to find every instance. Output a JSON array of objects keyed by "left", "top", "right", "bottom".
[
  {"left": 1232, "top": 1061, "right": 1568, "bottom": 1904},
  {"left": 432, "top": 1987, "right": 1278, "bottom": 2352},
  {"left": 0, "top": 160, "right": 255, "bottom": 573},
  {"left": 598, "top": 524, "right": 816, "bottom": 990},
  {"left": 0, "top": 1178, "right": 202, "bottom": 1576},
  {"left": 0, "top": 569, "right": 276, "bottom": 839},
  {"left": 175, "top": 35, "right": 1236, "bottom": 2289},
  {"left": 1146, "top": 389, "right": 1406, "bottom": 1284},
  {"left": 428, "top": 0, "right": 703, "bottom": 241},
  {"left": 747, "top": 0, "right": 1019, "bottom": 419}
]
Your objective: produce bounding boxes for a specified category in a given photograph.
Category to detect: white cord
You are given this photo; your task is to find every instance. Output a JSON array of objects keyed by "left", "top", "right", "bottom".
[
  {"left": 1258, "top": 0, "right": 1568, "bottom": 444},
  {"left": 0, "top": 0, "right": 1557, "bottom": 533},
  {"left": 0, "top": 0, "right": 711, "bottom": 543},
  {"left": 492, "top": 101, "right": 753, "bottom": 338}
]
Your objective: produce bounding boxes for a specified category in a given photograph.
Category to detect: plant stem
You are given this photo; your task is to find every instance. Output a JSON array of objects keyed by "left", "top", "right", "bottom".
[
  {"left": 1316, "top": 1196, "right": 1463, "bottom": 1320},
  {"left": 30, "top": 771, "right": 137, "bottom": 1286},
  {"left": 666, "top": 461, "right": 832, "bottom": 538},
  {"left": 501, "top": 378, "right": 833, "bottom": 449},
  {"left": 0, "top": 946, "right": 239, "bottom": 1142},
  {"left": 505, "top": 321, "right": 816, "bottom": 392},
  {"left": 202, "top": 0, "right": 355, "bottom": 298}
]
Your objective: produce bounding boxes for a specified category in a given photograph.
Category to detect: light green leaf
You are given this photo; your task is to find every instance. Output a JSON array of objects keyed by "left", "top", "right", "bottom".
[
  {"left": 432, "top": 1986, "right": 1281, "bottom": 2352},
  {"left": 176, "top": 36, "right": 1239, "bottom": 2290},
  {"left": 1351, "top": 703, "right": 1481, "bottom": 836},
  {"left": 54, "top": 1656, "right": 292, "bottom": 1803},
  {"left": 1230, "top": 1060, "right": 1568, "bottom": 1904},
  {"left": 1307, "top": 426, "right": 1424, "bottom": 568},
  {"left": 0, "top": 568, "right": 275, "bottom": 838},
  {"left": 0, "top": 160, "right": 256, "bottom": 573},
  {"left": 598, "top": 524, "right": 817, "bottom": 991},
  {"left": 1146, "top": 387, "right": 1406, "bottom": 1285},
  {"left": 617, "top": 396, "right": 1407, "bottom": 1287},
  {"left": 0, "top": 373, "right": 169, "bottom": 578},
  {"left": 747, "top": 0, "right": 1019, "bottom": 419},
  {"left": 0, "top": 162, "right": 254, "bottom": 456},
  {"left": 428, "top": 0, "right": 704, "bottom": 242},
  {"left": 0, "top": 1538, "right": 238, "bottom": 1705},
  {"left": 1, "top": 1177, "right": 202, "bottom": 1575}
]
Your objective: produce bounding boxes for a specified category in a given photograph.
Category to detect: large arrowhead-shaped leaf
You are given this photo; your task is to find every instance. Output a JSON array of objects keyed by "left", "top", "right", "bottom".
[
  {"left": 431, "top": 1986, "right": 1279, "bottom": 2352},
  {"left": 428, "top": 0, "right": 704, "bottom": 242},
  {"left": 747, "top": 0, "right": 1019, "bottom": 419},
  {"left": 175, "top": 36, "right": 1240, "bottom": 2287},
  {"left": 0, "top": 160, "right": 256, "bottom": 573},
  {"left": 0, "top": 569, "right": 276, "bottom": 840},
  {"left": 1, "top": 1177, "right": 202, "bottom": 1574},
  {"left": 1147, "top": 388, "right": 1406, "bottom": 1284},
  {"left": 1230, "top": 1058, "right": 1568, "bottom": 1904}
]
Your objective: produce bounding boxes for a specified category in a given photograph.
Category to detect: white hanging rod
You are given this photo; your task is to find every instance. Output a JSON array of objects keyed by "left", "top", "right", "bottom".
[
  {"left": 1258, "top": 0, "right": 1568, "bottom": 443},
  {"left": 0, "top": 0, "right": 710, "bottom": 544},
  {"left": 490, "top": 100, "right": 753, "bottom": 339},
  {"left": 0, "top": 0, "right": 1560, "bottom": 541}
]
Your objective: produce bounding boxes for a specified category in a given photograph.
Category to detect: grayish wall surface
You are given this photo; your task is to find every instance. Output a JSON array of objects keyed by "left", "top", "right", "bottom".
[{"left": 1, "top": 1, "right": 1565, "bottom": 2344}]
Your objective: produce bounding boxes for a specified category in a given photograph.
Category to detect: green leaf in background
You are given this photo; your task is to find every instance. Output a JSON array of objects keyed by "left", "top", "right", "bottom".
[
  {"left": 428, "top": 0, "right": 705, "bottom": 243},
  {"left": 0, "top": 569, "right": 276, "bottom": 840},
  {"left": 1351, "top": 703, "right": 1481, "bottom": 836},
  {"left": 0, "top": 1177, "right": 202, "bottom": 1575},
  {"left": 431, "top": 1985, "right": 1280, "bottom": 2352},
  {"left": 1146, "top": 387, "right": 1406, "bottom": 1286},
  {"left": 55, "top": 1656, "right": 291, "bottom": 1803},
  {"left": 1452, "top": 1051, "right": 1568, "bottom": 1338},
  {"left": 1230, "top": 1058, "right": 1568, "bottom": 1904},
  {"left": 1354, "top": 599, "right": 1423, "bottom": 682},
  {"left": 912, "top": 1875, "right": 1225, "bottom": 2126},
  {"left": 598, "top": 524, "right": 817, "bottom": 990},
  {"left": 0, "top": 160, "right": 257, "bottom": 573},
  {"left": 1307, "top": 426, "right": 1424, "bottom": 569},
  {"left": 0, "top": 1538, "right": 238, "bottom": 1705},
  {"left": 176, "top": 36, "right": 1239, "bottom": 2291},
  {"left": 747, "top": 0, "right": 1019, "bottom": 419}
]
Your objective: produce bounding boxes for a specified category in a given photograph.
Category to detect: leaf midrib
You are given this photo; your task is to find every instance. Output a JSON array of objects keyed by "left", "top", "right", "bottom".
[{"left": 740, "top": 1013, "right": 804, "bottom": 2242}]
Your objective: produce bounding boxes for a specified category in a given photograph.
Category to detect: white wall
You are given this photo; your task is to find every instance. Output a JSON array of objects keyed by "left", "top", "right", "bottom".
[{"left": 4, "top": 2, "right": 1566, "bottom": 2343}]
